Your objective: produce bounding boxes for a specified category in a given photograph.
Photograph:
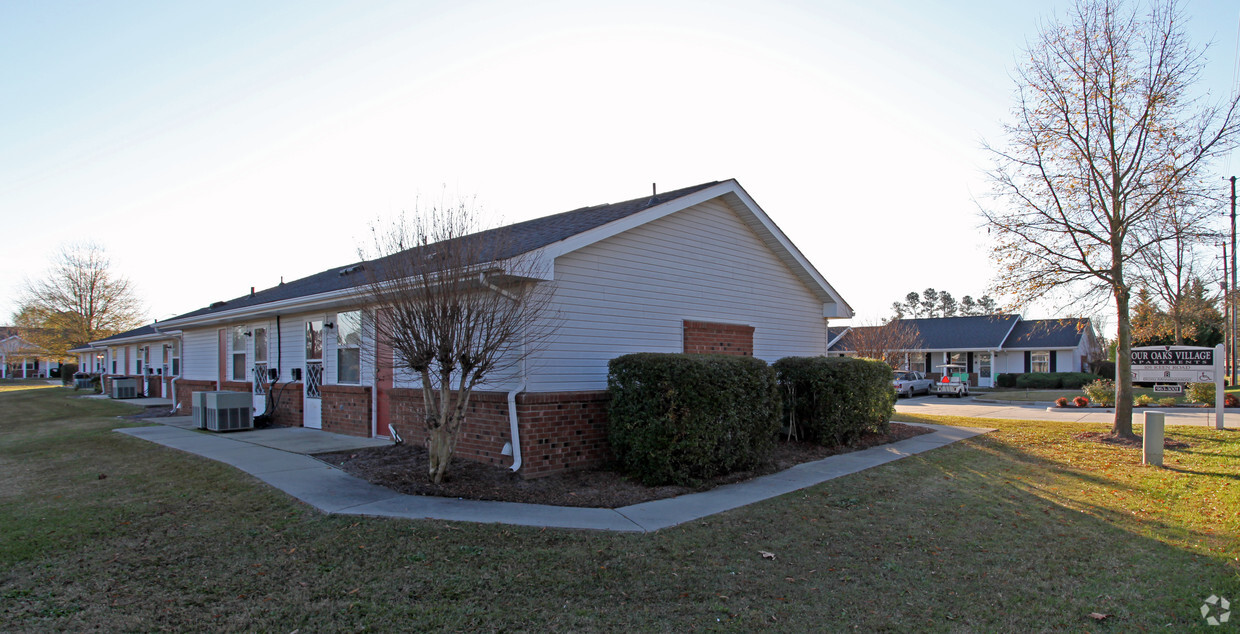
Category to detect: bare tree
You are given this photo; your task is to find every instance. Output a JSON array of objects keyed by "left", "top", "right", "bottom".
[
  {"left": 982, "top": 0, "right": 1239, "bottom": 438},
  {"left": 355, "top": 202, "right": 554, "bottom": 483},
  {"left": 840, "top": 320, "right": 924, "bottom": 368},
  {"left": 14, "top": 242, "right": 145, "bottom": 357},
  {"left": 1134, "top": 192, "right": 1220, "bottom": 344}
]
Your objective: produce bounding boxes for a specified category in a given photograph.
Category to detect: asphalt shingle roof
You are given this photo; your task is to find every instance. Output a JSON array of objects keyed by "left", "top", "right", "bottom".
[
  {"left": 1003, "top": 318, "right": 1091, "bottom": 349},
  {"left": 165, "top": 181, "right": 721, "bottom": 323},
  {"left": 832, "top": 315, "right": 1091, "bottom": 352},
  {"left": 91, "top": 324, "right": 162, "bottom": 345}
]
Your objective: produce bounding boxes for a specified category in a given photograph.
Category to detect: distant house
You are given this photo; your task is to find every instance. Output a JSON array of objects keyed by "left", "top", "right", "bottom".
[
  {"left": 70, "top": 324, "right": 183, "bottom": 397},
  {"left": 829, "top": 315, "right": 1101, "bottom": 388},
  {"left": 0, "top": 331, "right": 61, "bottom": 379},
  {"left": 156, "top": 180, "right": 852, "bottom": 477}
]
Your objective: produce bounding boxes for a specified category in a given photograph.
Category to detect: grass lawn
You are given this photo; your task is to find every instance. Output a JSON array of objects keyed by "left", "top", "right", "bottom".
[{"left": 2, "top": 386, "right": 1238, "bottom": 630}]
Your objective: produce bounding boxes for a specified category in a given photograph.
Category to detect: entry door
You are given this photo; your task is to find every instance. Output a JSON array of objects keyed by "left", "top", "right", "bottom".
[
  {"left": 303, "top": 319, "right": 323, "bottom": 429},
  {"left": 252, "top": 326, "right": 269, "bottom": 414},
  {"left": 978, "top": 352, "right": 993, "bottom": 388}
]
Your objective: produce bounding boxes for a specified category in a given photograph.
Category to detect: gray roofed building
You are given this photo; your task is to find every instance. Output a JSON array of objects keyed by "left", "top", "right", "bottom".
[
  {"left": 164, "top": 181, "right": 722, "bottom": 324},
  {"left": 830, "top": 314, "right": 1101, "bottom": 387}
]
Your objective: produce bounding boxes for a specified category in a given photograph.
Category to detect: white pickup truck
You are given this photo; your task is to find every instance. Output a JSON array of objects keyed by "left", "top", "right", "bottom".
[{"left": 934, "top": 364, "right": 970, "bottom": 398}]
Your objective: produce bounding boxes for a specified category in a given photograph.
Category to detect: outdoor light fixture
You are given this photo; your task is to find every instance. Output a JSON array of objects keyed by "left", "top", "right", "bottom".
[
  {"left": 324, "top": 322, "right": 335, "bottom": 329},
  {"left": 243, "top": 331, "right": 253, "bottom": 337}
]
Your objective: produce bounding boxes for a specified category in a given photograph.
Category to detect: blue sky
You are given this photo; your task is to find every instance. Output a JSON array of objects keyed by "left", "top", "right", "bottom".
[{"left": 2, "top": 0, "right": 1238, "bottom": 333}]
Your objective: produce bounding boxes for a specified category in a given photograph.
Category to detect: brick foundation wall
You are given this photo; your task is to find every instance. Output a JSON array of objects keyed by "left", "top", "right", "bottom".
[
  {"left": 321, "top": 385, "right": 372, "bottom": 437},
  {"left": 517, "top": 390, "right": 611, "bottom": 477},
  {"left": 389, "top": 389, "right": 512, "bottom": 468},
  {"left": 683, "top": 320, "right": 755, "bottom": 356},
  {"left": 219, "top": 380, "right": 252, "bottom": 393},
  {"left": 385, "top": 388, "right": 612, "bottom": 478},
  {"left": 266, "top": 382, "right": 304, "bottom": 428},
  {"left": 175, "top": 379, "right": 217, "bottom": 412}
]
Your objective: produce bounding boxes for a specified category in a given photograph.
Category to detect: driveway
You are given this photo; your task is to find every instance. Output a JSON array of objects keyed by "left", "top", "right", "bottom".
[{"left": 895, "top": 394, "right": 1240, "bottom": 429}]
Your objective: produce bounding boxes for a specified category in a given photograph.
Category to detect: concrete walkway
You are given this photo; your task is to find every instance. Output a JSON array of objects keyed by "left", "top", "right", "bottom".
[
  {"left": 896, "top": 394, "right": 1240, "bottom": 428},
  {"left": 115, "top": 421, "right": 990, "bottom": 532}
]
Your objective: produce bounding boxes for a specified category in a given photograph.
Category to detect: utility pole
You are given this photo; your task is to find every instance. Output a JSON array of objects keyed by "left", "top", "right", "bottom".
[{"left": 1232, "top": 175, "right": 1237, "bottom": 386}]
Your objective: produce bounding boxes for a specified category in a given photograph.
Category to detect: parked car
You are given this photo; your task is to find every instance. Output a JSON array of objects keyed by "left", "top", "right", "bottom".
[
  {"left": 934, "top": 364, "right": 970, "bottom": 398},
  {"left": 893, "top": 370, "right": 933, "bottom": 397}
]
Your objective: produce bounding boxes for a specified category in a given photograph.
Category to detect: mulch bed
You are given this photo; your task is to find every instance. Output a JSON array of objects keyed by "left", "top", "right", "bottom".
[
  {"left": 123, "top": 405, "right": 182, "bottom": 419},
  {"left": 317, "top": 422, "right": 934, "bottom": 508},
  {"left": 1073, "top": 431, "right": 1191, "bottom": 449}
]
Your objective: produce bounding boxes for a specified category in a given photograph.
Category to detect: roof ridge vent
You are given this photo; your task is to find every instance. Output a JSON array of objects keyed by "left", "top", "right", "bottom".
[{"left": 338, "top": 264, "right": 365, "bottom": 276}]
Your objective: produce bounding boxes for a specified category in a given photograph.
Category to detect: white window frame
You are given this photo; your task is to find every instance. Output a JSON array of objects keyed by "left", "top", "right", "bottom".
[
  {"left": 334, "top": 310, "right": 362, "bottom": 385},
  {"left": 1032, "top": 351, "right": 1050, "bottom": 373},
  {"left": 231, "top": 326, "right": 248, "bottom": 382}
]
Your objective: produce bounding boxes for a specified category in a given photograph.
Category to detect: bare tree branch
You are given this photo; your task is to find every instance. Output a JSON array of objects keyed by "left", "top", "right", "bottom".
[
  {"left": 980, "top": 0, "right": 1240, "bottom": 437},
  {"left": 353, "top": 201, "right": 555, "bottom": 483}
]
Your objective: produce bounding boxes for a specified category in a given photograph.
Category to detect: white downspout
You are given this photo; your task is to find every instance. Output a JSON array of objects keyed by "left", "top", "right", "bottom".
[
  {"left": 481, "top": 273, "right": 527, "bottom": 473},
  {"left": 506, "top": 381, "right": 524, "bottom": 472}
]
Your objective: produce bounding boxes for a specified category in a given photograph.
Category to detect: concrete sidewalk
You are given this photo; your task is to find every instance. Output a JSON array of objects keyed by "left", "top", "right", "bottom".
[
  {"left": 896, "top": 395, "right": 1240, "bottom": 428},
  {"left": 115, "top": 422, "right": 990, "bottom": 532}
]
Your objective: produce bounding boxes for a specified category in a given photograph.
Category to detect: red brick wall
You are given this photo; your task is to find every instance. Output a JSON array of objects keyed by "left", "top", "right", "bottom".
[
  {"left": 388, "top": 389, "right": 512, "bottom": 468},
  {"left": 175, "top": 379, "right": 217, "bottom": 412},
  {"left": 219, "top": 380, "right": 252, "bottom": 393},
  {"left": 386, "top": 388, "right": 612, "bottom": 479},
  {"left": 265, "top": 382, "right": 304, "bottom": 428},
  {"left": 321, "top": 385, "right": 372, "bottom": 437},
  {"left": 517, "top": 391, "right": 611, "bottom": 477},
  {"left": 683, "top": 320, "right": 755, "bottom": 356}
]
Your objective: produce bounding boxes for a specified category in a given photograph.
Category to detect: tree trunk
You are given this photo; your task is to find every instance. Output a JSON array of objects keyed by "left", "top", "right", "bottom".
[
  {"left": 428, "top": 426, "right": 455, "bottom": 484},
  {"left": 1113, "top": 285, "right": 1136, "bottom": 438}
]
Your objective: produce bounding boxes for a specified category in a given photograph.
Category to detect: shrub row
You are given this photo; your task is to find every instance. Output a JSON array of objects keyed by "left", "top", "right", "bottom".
[
  {"left": 606, "top": 354, "right": 894, "bottom": 486},
  {"left": 773, "top": 357, "right": 894, "bottom": 446},
  {"left": 998, "top": 371, "right": 1101, "bottom": 389},
  {"left": 606, "top": 354, "right": 780, "bottom": 486}
]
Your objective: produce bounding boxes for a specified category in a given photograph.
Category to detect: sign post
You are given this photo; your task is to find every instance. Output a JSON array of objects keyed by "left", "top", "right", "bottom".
[{"left": 1130, "top": 344, "right": 1225, "bottom": 430}]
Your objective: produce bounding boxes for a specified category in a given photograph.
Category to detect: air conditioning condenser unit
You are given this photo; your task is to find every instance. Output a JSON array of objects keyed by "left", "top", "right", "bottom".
[
  {"left": 202, "top": 391, "right": 253, "bottom": 432},
  {"left": 111, "top": 377, "right": 138, "bottom": 399}
]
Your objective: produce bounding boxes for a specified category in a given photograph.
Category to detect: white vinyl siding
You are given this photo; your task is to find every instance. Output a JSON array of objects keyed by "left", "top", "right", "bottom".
[
  {"left": 527, "top": 199, "right": 828, "bottom": 392},
  {"left": 180, "top": 328, "right": 220, "bottom": 381}
]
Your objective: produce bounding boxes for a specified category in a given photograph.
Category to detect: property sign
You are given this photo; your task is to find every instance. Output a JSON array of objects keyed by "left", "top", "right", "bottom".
[
  {"left": 1131, "top": 344, "right": 1225, "bottom": 430},
  {"left": 1130, "top": 346, "right": 1216, "bottom": 383},
  {"left": 1152, "top": 383, "right": 1183, "bottom": 394}
]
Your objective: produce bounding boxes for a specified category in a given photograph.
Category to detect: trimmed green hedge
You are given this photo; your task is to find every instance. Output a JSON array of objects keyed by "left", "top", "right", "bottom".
[
  {"left": 1006, "top": 371, "right": 1102, "bottom": 389},
  {"left": 1014, "top": 372, "right": 1060, "bottom": 389},
  {"left": 773, "top": 356, "right": 894, "bottom": 446},
  {"left": 606, "top": 353, "right": 780, "bottom": 486}
]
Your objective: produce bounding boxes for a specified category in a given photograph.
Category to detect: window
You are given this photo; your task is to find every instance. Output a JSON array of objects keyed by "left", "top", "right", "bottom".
[
  {"left": 949, "top": 352, "right": 966, "bottom": 366},
  {"left": 254, "top": 328, "right": 268, "bottom": 363},
  {"left": 1032, "top": 351, "right": 1050, "bottom": 373},
  {"left": 908, "top": 353, "right": 926, "bottom": 373},
  {"left": 135, "top": 347, "right": 143, "bottom": 375},
  {"left": 335, "top": 311, "right": 361, "bottom": 384},
  {"left": 111, "top": 359, "right": 117, "bottom": 374},
  {"left": 232, "top": 326, "right": 247, "bottom": 381},
  {"left": 306, "top": 320, "right": 323, "bottom": 361}
]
